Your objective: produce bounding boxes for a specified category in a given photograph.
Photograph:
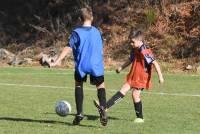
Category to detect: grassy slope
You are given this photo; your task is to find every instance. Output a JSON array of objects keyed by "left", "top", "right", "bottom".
[{"left": 0, "top": 67, "right": 199, "bottom": 134}]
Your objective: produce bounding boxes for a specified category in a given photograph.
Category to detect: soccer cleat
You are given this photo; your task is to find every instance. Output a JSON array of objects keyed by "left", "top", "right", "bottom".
[
  {"left": 73, "top": 114, "right": 84, "bottom": 125},
  {"left": 93, "top": 100, "right": 108, "bottom": 126},
  {"left": 134, "top": 118, "right": 144, "bottom": 123}
]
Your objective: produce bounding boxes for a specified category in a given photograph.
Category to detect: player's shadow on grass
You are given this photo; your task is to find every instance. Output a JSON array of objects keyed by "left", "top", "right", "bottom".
[
  {"left": 45, "top": 112, "right": 120, "bottom": 121},
  {"left": 0, "top": 117, "right": 96, "bottom": 128},
  {"left": 69, "top": 113, "right": 119, "bottom": 121}
]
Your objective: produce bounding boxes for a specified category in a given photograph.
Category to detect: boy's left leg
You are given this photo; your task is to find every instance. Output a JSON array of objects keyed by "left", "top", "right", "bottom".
[
  {"left": 96, "top": 82, "right": 107, "bottom": 109},
  {"left": 132, "top": 88, "right": 144, "bottom": 123},
  {"left": 73, "top": 81, "right": 85, "bottom": 125},
  {"left": 90, "top": 75, "right": 108, "bottom": 126},
  {"left": 73, "top": 72, "right": 87, "bottom": 125}
]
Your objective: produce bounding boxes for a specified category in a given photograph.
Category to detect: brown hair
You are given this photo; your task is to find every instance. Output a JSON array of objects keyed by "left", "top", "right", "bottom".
[
  {"left": 129, "top": 29, "right": 143, "bottom": 41},
  {"left": 80, "top": 7, "right": 93, "bottom": 21}
]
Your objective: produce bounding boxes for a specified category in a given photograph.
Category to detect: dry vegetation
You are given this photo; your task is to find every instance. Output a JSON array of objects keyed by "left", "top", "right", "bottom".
[{"left": 0, "top": 0, "right": 199, "bottom": 71}]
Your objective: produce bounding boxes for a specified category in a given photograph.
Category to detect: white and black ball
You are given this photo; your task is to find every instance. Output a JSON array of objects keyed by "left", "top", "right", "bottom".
[{"left": 55, "top": 100, "right": 71, "bottom": 117}]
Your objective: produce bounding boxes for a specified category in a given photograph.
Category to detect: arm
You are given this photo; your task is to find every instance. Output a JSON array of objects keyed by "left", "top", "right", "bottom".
[
  {"left": 116, "top": 58, "right": 132, "bottom": 73},
  {"left": 152, "top": 60, "right": 164, "bottom": 84},
  {"left": 50, "top": 47, "right": 72, "bottom": 67}
]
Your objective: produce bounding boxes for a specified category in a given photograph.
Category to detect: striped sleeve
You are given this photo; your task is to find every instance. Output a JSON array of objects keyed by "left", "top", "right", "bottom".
[{"left": 142, "top": 49, "right": 155, "bottom": 64}]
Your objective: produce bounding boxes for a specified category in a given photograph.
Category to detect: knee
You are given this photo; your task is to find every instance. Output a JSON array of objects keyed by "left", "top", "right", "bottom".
[
  {"left": 75, "top": 81, "right": 83, "bottom": 88},
  {"left": 132, "top": 92, "right": 141, "bottom": 102}
]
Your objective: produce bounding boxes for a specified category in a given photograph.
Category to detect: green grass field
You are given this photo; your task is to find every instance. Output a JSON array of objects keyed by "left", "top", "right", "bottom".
[{"left": 0, "top": 67, "right": 199, "bottom": 134}]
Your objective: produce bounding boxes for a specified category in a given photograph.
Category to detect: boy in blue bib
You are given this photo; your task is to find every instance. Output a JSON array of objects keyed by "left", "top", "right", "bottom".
[{"left": 50, "top": 7, "right": 107, "bottom": 126}]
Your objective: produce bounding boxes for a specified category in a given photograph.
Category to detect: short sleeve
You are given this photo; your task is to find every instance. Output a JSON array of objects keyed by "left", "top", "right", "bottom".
[
  {"left": 129, "top": 49, "right": 135, "bottom": 62},
  {"left": 142, "top": 49, "right": 155, "bottom": 64},
  {"left": 68, "top": 31, "right": 80, "bottom": 48}
]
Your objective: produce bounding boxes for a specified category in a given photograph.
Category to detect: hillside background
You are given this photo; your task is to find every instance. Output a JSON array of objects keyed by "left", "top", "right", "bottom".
[{"left": 0, "top": 0, "right": 199, "bottom": 72}]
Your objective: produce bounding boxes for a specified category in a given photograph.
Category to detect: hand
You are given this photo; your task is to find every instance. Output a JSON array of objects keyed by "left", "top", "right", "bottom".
[
  {"left": 116, "top": 66, "right": 122, "bottom": 74},
  {"left": 159, "top": 77, "right": 164, "bottom": 84}
]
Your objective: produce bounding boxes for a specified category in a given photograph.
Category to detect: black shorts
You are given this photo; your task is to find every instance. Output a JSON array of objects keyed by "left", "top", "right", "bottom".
[
  {"left": 74, "top": 71, "right": 104, "bottom": 86},
  {"left": 132, "top": 87, "right": 144, "bottom": 91}
]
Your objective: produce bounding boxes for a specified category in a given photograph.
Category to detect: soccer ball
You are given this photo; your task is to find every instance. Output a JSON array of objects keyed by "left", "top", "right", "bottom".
[{"left": 55, "top": 100, "right": 71, "bottom": 117}]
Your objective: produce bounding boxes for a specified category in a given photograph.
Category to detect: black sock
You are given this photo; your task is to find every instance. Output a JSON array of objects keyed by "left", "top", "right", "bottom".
[
  {"left": 134, "top": 101, "right": 143, "bottom": 119},
  {"left": 106, "top": 91, "right": 124, "bottom": 109},
  {"left": 75, "top": 86, "right": 83, "bottom": 115},
  {"left": 97, "top": 88, "right": 106, "bottom": 109}
]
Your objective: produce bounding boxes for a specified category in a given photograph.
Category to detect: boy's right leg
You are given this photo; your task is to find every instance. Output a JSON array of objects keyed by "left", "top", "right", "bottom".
[
  {"left": 93, "top": 83, "right": 130, "bottom": 126},
  {"left": 106, "top": 83, "right": 130, "bottom": 109}
]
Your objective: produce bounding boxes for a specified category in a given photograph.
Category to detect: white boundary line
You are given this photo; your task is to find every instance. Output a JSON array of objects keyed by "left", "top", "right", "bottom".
[
  {"left": 1, "top": 72, "right": 199, "bottom": 77},
  {"left": 0, "top": 83, "right": 200, "bottom": 97},
  {"left": 0, "top": 71, "right": 199, "bottom": 77},
  {"left": 1, "top": 66, "right": 200, "bottom": 76}
]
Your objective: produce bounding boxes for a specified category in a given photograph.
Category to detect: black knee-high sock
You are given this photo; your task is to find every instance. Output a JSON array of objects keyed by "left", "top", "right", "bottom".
[
  {"left": 106, "top": 91, "right": 124, "bottom": 109},
  {"left": 134, "top": 101, "right": 143, "bottom": 119},
  {"left": 97, "top": 88, "right": 106, "bottom": 108},
  {"left": 75, "top": 86, "right": 83, "bottom": 115}
]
